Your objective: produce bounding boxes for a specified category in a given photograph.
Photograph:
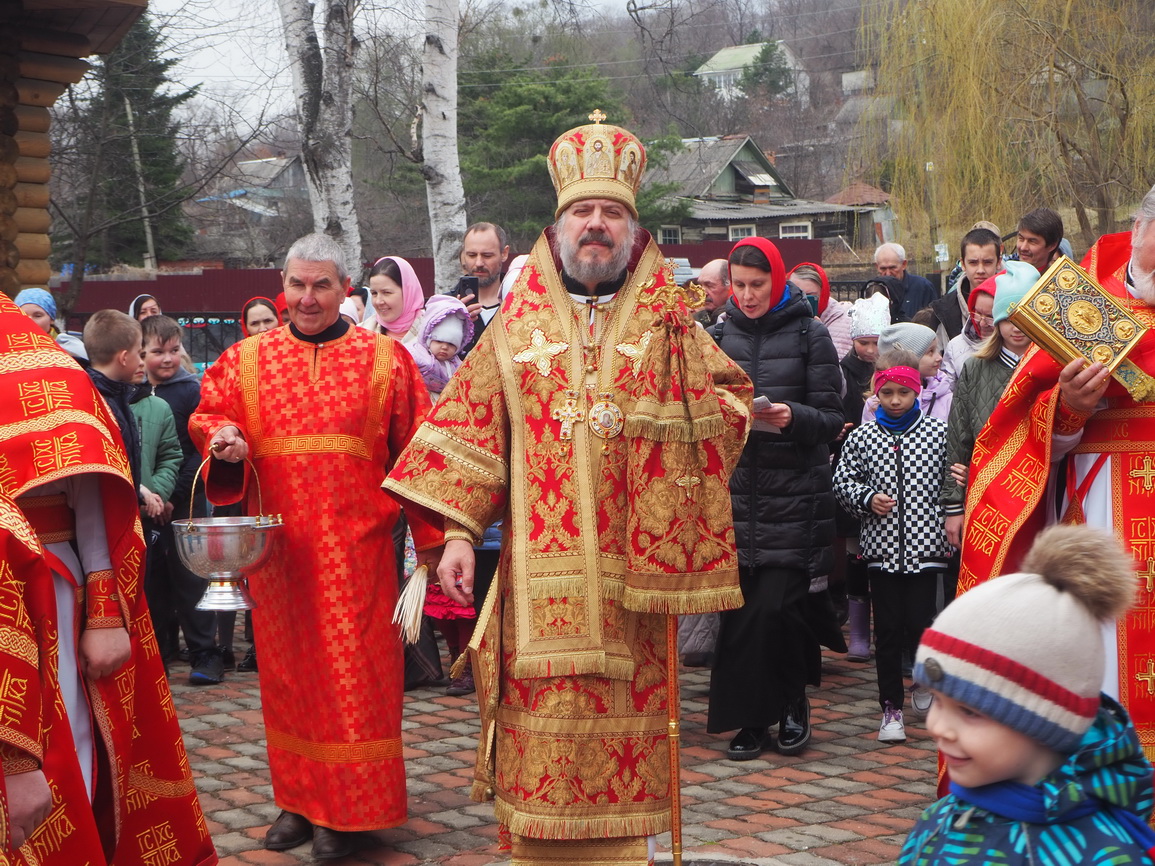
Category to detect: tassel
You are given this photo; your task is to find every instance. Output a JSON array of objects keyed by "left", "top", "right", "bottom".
[{"left": 391, "top": 564, "right": 428, "bottom": 644}]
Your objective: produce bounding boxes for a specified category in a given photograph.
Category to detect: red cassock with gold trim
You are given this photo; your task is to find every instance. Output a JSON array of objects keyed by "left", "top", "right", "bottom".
[
  {"left": 0, "top": 293, "right": 216, "bottom": 865},
  {"left": 190, "top": 324, "right": 442, "bottom": 831}
]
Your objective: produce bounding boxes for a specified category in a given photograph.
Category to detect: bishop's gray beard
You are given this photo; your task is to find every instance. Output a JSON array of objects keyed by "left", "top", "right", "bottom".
[{"left": 556, "top": 213, "right": 635, "bottom": 286}]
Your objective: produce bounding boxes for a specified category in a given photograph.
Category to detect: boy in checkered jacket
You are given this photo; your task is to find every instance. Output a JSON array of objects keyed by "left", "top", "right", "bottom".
[{"left": 833, "top": 349, "right": 951, "bottom": 744}]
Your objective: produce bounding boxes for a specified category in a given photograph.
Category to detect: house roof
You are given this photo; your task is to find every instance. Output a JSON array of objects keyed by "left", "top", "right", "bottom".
[
  {"left": 695, "top": 43, "right": 773, "bottom": 76},
  {"left": 233, "top": 156, "right": 297, "bottom": 187},
  {"left": 827, "top": 181, "right": 891, "bottom": 207},
  {"left": 687, "top": 199, "right": 864, "bottom": 222},
  {"left": 644, "top": 136, "right": 794, "bottom": 200}
]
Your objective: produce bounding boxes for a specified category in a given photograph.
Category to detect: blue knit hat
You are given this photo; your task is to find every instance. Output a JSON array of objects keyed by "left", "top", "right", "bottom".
[
  {"left": 14, "top": 288, "right": 56, "bottom": 320},
  {"left": 992, "top": 261, "right": 1040, "bottom": 325}
]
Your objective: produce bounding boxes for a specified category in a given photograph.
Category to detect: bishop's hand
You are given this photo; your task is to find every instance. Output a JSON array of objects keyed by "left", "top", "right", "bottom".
[{"left": 438, "top": 539, "right": 476, "bottom": 606}]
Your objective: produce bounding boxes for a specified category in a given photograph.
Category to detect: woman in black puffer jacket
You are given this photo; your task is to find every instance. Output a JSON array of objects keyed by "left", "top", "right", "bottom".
[{"left": 707, "top": 236, "right": 844, "bottom": 760}]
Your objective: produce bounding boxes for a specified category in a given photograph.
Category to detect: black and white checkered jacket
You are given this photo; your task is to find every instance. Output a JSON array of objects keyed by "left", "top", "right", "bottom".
[{"left": 832, "top": 413, "right": 951, "bottom": 575}]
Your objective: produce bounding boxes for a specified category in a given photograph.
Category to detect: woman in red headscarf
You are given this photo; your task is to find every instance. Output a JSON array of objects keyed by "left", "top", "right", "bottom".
[
  {"left": 789, "top": 262, "right": 852, "bottom": 360},
  {"left": 241, "top": 296, "right": 281, "bottom": 337},
  {"left": 706, "top": 237, "right": 845, "bottom": 761}
]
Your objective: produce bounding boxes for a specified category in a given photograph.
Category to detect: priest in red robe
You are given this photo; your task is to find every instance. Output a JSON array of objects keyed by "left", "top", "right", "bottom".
[
  {"left": 190, "top": 232, "right": 443, "bottom": 860},
  {"left": 386, "top": 113, "right": 753, "bottom": 866},
  {"left": 958, "top": 183, "right": 1155, "bottom": 764},
  {"left": 0, "top": 293, "right": 216, "bottom": 865}
]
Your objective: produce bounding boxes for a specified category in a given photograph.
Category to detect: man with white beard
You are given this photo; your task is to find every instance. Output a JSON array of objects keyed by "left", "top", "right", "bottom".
[{"left": 953, "top": 182, "right": 1155, "bottom": 778}]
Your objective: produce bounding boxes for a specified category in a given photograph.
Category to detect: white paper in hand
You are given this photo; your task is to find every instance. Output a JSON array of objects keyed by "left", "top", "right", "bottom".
[{"left": 751, "top": 395, "right": 782, "bottom": 434}]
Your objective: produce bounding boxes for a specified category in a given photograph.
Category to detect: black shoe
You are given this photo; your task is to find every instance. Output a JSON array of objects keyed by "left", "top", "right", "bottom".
[
  {"left": 776, "top": 696, "right": 811, "bottom": 756},
  {"left": 726, "top": 727, "right": 769, "bottom": 761},
  {"left": 189, "top": 649, "right": 225, "bottom": 685},
  {"left": 237, "top": 646, "right": 258, "bottom": 672},
  {"left": 312, "top": 826, "right": 354, "bottom": 860},
  {"left": 221, "top": 648, "right": 236, "bottom": 671},
  {"left": 265, "top": 810, "right": 312, "bottom": 851}
]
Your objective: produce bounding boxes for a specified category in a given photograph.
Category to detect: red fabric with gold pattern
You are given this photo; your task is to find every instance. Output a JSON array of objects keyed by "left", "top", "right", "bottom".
[
  {"left": 190, "top": 325, "right": 440, "bottom": 831},
  {"left": 386, "top": 228, "right": 751, "bottom": 842},
  {"left": 0, "top": 294, "right": 216, "bottom": 865},
  {"left": 952, "top": 231, "right": 1155, "bottom": 786}
]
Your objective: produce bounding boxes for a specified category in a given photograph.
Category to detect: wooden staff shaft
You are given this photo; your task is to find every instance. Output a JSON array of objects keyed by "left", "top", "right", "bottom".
[{"left": 666, "top": 614, "right": 682, "bottom": 866}]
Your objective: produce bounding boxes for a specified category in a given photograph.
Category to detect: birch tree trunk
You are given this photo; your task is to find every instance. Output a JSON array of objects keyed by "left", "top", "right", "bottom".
[
  {"left": 276, "top": 0, "right": 362, "bottom": 273},
  {"left": 421, "top": 0, "right": 467, "bottom": 292}
]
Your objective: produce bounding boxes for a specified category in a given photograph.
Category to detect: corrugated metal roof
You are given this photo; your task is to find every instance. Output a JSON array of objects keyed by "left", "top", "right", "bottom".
[
  {"left": 644, "top": 136, "right": 793, "bottom": 200},
  {"left": 688, "top": 199, "right": 865, "bottom": 220},
  {"left": 695, "top": 43, "right": 771, "bottom": 76}
]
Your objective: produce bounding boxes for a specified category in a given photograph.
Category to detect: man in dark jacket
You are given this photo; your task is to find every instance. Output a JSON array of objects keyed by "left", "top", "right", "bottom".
[
  {"left": 875, "top": 242, "right": 938, "bottom": 319},
  {"left": 141, "top": 315, "right": 225, "bottom": 685},
  {"left": 922, "top": 228, "right": 1003, "bottom": 348}
]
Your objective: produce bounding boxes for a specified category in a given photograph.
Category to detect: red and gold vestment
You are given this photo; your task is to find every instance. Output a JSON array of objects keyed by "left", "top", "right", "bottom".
[
  {"left": 959, "top": 232, "right": 1155, "bottom": 761},
  {"left": 386, "top": 229, "right": 751, "bottom": 846},
  {"left": 190, "top": 324, "right": 441, "bottom": 831},
  {"left": 0, "top": 294, "right": 215, "bottom": 865}
]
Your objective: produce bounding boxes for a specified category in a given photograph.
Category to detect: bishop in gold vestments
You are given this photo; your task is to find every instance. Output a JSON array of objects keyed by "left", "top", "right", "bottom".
[{"left": 386, "top": 115, "right": 752, "bottom": 866}]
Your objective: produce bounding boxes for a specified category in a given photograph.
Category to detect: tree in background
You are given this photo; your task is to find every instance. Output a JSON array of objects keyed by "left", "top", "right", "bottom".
[
  {"left": 863, "top": 0, "right": 1155, "bottom": 252},
  {"left": 277, "top": 0, "right": 361, "bottom": 270},
  {"left": 51, "top": 13, "right": 196, "bottom": 307},
  {"left": 738, "top": 40, "right": 793, "bottom": 99}
]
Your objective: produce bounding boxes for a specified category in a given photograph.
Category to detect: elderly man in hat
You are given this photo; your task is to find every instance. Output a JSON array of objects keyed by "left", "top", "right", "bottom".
[
  {"left": 190, "top": 232, "right": 442, "bottom": 859},
  {"left": 386, "top": 113, "right": 753, "bottom": 865}
]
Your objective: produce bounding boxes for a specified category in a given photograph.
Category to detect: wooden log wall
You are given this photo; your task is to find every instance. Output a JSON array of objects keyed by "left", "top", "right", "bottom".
[{"left": 0, "top": 12, "right": 90, "bottom": 300}]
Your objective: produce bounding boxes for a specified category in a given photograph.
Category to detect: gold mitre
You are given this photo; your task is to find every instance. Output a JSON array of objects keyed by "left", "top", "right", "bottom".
[{"left": 548, "top": 109, "right": 647, "bottom": 218}]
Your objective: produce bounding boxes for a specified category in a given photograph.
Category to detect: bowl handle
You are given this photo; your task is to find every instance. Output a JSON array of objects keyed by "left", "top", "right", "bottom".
[{"left": 190, "top": 453, "right": 265, "bottom": 524}]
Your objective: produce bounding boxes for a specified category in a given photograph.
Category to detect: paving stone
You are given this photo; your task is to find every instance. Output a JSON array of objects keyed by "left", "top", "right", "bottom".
[{"left": 170, "top": 635, "right": 938, "bottom": 864}]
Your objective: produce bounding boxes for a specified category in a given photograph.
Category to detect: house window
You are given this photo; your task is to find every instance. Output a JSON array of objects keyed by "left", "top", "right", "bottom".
[
  {"left": 728, "top": 224, "right": 756, "bottom": 241},
  {"left": 779, "top": 221, "right": 813, "bottom": 240},
  {"left": 659, "top": 226, "right": 682, "bottom": 245}
]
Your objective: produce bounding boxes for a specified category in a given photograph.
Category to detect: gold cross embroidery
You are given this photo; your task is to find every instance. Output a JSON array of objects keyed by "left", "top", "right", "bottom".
[
  {"left": 674, "top": 473, "right": 702, "bottom": 500},
  {"left": 1130, "top": 456, "right": 1155, "bottom": 492},
  {"left": 616, "top": 330, "right": 653, "bottom": 376},
  {"left": 1137, "top": 660, "right": 1155, "bottom": 695},
  {"left": 1138, "top": 556, "right": 1155, "bottom": 594},
  {"left": 513, "top": 329, "right": 569, "bottom": 378},
  {"left": 588, "top": 108, "right": 607, "bottom": 124},
  {"left": 551, "top": 391, "right": 585, "bottom": 440}
]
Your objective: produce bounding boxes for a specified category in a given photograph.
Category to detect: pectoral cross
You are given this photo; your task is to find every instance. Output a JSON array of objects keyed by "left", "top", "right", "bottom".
[{"left": 552, "top": 390, "right": 585, "bottom": 440}]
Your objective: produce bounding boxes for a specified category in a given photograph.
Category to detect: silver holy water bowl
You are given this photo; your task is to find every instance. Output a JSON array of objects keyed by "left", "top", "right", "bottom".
[{"left": 173, "top": 514, "right": 283, "bottom": 610}]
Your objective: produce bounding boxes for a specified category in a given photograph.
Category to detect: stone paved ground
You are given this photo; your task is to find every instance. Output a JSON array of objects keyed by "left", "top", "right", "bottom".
[{"left": 173, "top": 641, "right": 937, "bottom": 866}]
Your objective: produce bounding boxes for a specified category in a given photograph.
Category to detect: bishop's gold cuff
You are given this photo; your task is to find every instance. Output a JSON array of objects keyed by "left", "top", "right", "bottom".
[{"left": 444, "top": 519, "right": 478, "bottom": 546}]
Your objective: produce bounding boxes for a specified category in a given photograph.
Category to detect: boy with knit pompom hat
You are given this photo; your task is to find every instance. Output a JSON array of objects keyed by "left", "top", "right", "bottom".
[{"left": 901, "top": 525, "right": 1155, "bottom": 864}]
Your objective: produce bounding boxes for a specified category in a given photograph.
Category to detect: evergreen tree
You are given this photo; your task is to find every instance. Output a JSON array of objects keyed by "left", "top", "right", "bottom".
[{"left": 53, "top": 13, "right": 196, "bottom": 276}]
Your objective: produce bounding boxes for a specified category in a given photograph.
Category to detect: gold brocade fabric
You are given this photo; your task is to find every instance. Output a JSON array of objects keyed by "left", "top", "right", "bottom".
[
  {"left": 510, "top": 833, "right": 649, "bottom": 865},
  {"left": 386, "top": 229, "right": 751, "bottom": 841}
]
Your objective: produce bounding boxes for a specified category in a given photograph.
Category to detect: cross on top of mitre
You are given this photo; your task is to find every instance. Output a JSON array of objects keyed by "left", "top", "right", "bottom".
[{"left": 588, "top": 108, "right": 607, "bottom": 124}]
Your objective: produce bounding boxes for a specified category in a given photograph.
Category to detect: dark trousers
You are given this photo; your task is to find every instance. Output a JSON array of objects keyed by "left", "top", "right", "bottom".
[
  {"left": 707, "top": 565, "right": 811, "bottom": 733},
  {"left": 870, "top": 569, "right": 939, "bottom": 710},
  {"left": 152, "top": 521, "right": 217, "bottom": 657}
]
